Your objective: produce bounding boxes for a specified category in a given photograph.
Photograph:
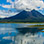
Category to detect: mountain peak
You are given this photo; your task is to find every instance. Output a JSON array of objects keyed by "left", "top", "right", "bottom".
[{"left": 0, "top": 10, "right": 44, "bottom": 22}]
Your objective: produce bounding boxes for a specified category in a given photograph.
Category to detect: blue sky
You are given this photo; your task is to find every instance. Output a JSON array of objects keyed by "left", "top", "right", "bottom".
[
  {"left": 0, "top": 0, "right": 44, "bottom": 18},
  {"left": 0, "top": 0, "right": 19, "bottom": 18},
  {"left": 0, "top": 0, "right": 14, "bottom": 11}
]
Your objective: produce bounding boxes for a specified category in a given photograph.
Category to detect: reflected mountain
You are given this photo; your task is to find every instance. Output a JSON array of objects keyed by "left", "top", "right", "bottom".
[{"left": 16, "top": 28, "right": 43, "bottom": 35}]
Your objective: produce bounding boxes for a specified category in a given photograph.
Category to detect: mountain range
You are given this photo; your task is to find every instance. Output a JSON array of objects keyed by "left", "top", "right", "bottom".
[{"left": 0, "top": 10, "right": 44, "bottom": 23}]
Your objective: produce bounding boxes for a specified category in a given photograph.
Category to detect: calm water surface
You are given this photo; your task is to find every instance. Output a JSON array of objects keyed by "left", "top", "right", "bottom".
[{"left": 0, "top": 23, "right": 44, "bottom": 44}]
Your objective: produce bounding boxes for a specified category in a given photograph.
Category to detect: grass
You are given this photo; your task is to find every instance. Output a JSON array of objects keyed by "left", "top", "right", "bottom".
[{"left": 0, "top": 22, "right": 44, "bottom": 24}]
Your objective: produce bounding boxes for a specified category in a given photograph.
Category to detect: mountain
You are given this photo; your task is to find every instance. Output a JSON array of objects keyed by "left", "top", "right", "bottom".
[{"left": 0, "top": 9, "right": 44, "bottom": 23}]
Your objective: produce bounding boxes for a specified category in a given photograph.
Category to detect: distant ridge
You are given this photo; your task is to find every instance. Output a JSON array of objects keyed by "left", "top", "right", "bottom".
[{"left": 0, "top": 9, "right": 44, "bottom": 23}]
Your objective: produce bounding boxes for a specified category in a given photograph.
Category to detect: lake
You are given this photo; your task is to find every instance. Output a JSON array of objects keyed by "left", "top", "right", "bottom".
[{"left": 0, "top": 23, "right": 44, "bottom": 44}]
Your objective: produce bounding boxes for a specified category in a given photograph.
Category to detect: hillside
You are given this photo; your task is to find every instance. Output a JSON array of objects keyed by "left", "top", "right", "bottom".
[{"left": 0, "top": 10, "right": 44, "bottom": 23}]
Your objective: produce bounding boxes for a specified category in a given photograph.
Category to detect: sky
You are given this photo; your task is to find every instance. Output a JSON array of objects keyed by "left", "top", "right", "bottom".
[{"left": 0, "top": 0, "right": 44, "bottom": 18}]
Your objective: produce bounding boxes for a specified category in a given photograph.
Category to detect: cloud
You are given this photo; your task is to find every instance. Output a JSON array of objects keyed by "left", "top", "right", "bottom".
[
  {"left": 0, "top": 0, "right": 44, "bottom": 18},
  {"left": 11, "top": 2, "right": 15, "bottom": 8},
  {"left": 2, "top": 5, "right": 11, "bottom": 8},
  {"left": 0, "top": 0, "right": 14, "bottom": 9},
  {"left": 3, "top": 36, "right": 11, "bottom": 40},
  {"left": 14, "top": 0, "right": 44, "bottom": 11},
  {"left": 0, "top": 4, "right": 12, "bottom": 8},
  {"left": 0, "top": 10, "right": 19, "bottom": 18},
  {"left": 0, "top": 15, "right": 8, "bottom": 18},
  {"left": 7, "top": 0, "right": 15, "bottom": 8},
  {"left": 0, "top": 0, "right": 15, "bottom": 9},
  {"left": 7, "top": 0, "right": 10, "bottom": 2},
  {"left": 7, "top": 0, "right": 12, "bottom": 3}
]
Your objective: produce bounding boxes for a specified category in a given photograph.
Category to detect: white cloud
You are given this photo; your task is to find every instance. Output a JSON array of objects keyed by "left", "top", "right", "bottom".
[
  {"left": 14, "top": 0, "right": 44, "bottom": 11},
  {"left": 0, "top": 4, "right": 12, "bottom": 8},
  {"left": 7, "top": 0, "right": 10, "bottom": 2},
  {"left": 3, "top": 36, "right": 11, "bottom": 40},
  {"left": 11, "top": 2, "right": 15, "bottom": 8},
  {"left": 0, "top": 4, "right": 2, "bottom": 6},
  {"left": 0, "top": 15, "right": 8, "bottom": 18},
  {"left": 0, "top": 0, "right": 15, "bottom": 9},
  {"left": 7, "top": 0, "right": 14, "bottom": 3},
  {"left": 2, "top": 5, "right": 11, "bottom": 8},
  {"left": 0, "top": 10, "right": 19, "bottom": 18},
  {"left": 7, "top": 0, "right": 15, "bottom": 8}
]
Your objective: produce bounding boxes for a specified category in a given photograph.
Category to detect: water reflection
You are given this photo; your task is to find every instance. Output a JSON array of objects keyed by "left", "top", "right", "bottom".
[
  {"left": 0, "top": 39, "right": 12, "bottom": 44},
  {"left": 0, "top": 23, "right": 44, "bottom": 44},
  {"left": 16, "top": 28, "right": 43, "bottom": 35},
  {"left": 0, "top": 23, "right": 17, "bottom": 44}
]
